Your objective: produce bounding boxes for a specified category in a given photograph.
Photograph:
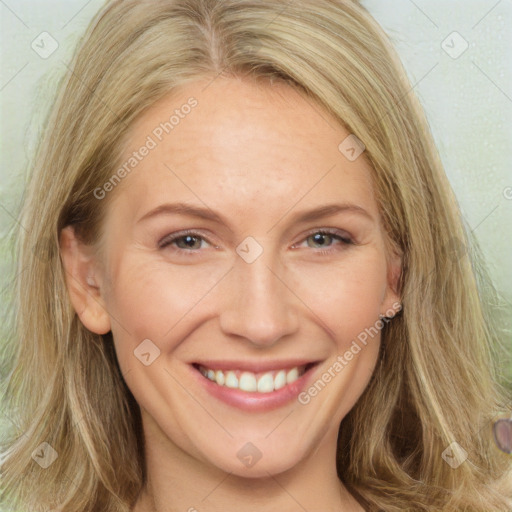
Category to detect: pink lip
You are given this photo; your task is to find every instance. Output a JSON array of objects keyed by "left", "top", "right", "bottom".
[{"left": 188, "top": 361, "right": 320, "bottom": 412}]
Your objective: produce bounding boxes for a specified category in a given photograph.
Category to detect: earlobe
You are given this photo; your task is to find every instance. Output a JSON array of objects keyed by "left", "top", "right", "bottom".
[
  {"left": 381, "top": 249, "right": 403, "bottom": 318},
  {"left": 59, "top": 226, "right": 111, "bottom": 335}
]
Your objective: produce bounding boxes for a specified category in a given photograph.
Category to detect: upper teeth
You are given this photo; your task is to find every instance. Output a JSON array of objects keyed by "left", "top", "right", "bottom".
[{"left": 198, "top": 365, "right": 305, "bottom": 393}]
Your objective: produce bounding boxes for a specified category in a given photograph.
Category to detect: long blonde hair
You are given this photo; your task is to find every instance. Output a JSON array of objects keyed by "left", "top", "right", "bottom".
[{"left": 1, "top": 0, "right": 511, "bottom": 510}]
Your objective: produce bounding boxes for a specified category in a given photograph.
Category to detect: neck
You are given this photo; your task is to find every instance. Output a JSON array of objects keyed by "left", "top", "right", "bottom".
[{"left": 133, "top": 411, "right": 364, "bottom": 512}]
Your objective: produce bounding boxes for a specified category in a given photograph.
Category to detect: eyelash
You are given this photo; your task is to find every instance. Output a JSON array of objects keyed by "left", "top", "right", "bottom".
[{"left": 158, "top": 228, "right": 354, "bottom": 256}]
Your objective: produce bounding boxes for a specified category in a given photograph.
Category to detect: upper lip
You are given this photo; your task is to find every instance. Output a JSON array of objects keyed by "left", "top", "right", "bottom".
[{"left": 192, "top": 359, "right": 321, "bottom": 373}]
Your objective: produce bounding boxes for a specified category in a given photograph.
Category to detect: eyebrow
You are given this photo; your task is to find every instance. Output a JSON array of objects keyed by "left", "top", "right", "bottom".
[{"left": 137, "top": 201, "right": 375, "bottom": 226}]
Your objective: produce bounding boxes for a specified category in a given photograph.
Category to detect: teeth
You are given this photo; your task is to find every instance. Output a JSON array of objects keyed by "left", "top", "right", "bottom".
[
  {"left": 257, "top": 372, "right": 274, "bottom": 393},
  {"left": 274, "top": 370, "right": 286, "bottom": 390},
  {"left": 286, "top": 367, "right": 298, "bottom": 382},
  {"left": 239, "top": 372, "right": 257, "bottom": 392},
  {"left": 215, "top": 370, "right": 225, "bottom": 386},
  {"left": 198, "top": 364, "right": 307, "bottom": 393},
  {"left": 224, "top": 371, "right": 238, "bottom": 388}
]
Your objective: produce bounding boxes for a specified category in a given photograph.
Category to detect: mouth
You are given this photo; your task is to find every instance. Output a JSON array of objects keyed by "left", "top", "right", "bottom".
[
  {"left": 190, "top": 360, "right": 320, "bottom": 412},
  {"left": 193, "top": 362, "right": 315, "bottom": 392}
]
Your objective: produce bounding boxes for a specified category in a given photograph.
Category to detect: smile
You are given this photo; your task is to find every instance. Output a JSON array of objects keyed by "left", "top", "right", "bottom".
[
  {"left": 190, "top": 361, "right": 320, "bottom": 412},
  {"left": 196, "top": 364, "right": 309, "bottom": 393}
]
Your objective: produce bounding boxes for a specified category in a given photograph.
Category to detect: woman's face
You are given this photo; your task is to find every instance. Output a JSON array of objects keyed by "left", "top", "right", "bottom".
[{"left": 71, "top": 77, "right": 401, "bottom": 477}]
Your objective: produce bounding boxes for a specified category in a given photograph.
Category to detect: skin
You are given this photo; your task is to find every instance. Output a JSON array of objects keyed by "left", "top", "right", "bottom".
[{"left": 60, "top": 76, "right": 401, "bottom": 511}]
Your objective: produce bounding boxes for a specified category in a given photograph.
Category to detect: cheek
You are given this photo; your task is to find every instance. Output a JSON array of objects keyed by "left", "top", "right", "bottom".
[
  {"left": 105, "top": 253, "right": 229, "bottom": 348},
  {"left": 105, "top": 245, "right": 388, "bottom": 360},
  {"left": 290, "top": 249, "right": 388, "bottom": 341}
]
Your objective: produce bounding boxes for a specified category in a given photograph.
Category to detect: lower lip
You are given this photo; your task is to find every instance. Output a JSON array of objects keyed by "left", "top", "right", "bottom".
[{"left": 189, "top": 364, "right": 319, "bottom": 412}]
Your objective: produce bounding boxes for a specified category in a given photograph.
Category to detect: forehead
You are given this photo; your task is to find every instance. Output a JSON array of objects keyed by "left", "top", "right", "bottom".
[{"left": 109, "top": 77, "right": 378, "bottom": 224}]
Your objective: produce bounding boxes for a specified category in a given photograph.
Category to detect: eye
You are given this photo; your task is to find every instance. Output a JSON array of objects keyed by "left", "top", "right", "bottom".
[
  {"left": 158, "top": 228, "right": 354, "bottom": 256},
  {"left": 294, "top": 228, "right": 354, "bottom": 254},
  {"left": 158, "top": 230, "right": 213, "bottom": 254}
]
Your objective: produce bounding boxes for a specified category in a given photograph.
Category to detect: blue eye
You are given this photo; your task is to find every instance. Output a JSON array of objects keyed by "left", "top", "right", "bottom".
[
  {"left": 299, "top": 229, "right": 354, "bottom": 253},
  {"left": 158, "top": 230, "right": 211, "bottom": 253},
  {"left": 158, "top": 228, "right": 354, "bottom": 256}
]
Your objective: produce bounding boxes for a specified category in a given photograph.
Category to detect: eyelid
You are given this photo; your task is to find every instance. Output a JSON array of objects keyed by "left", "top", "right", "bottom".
[
  {"left": 157, "top": 228, "right": 216, "bottom": 249},
  {"left": 298, "top": 227, "right": 354, "bottom": 245},
  {"left": 158, "top": 226, "right": 355, "bottom": 254}
]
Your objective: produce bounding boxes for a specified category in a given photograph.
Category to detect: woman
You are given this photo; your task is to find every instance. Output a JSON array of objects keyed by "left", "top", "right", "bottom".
[{"left": 1, "top": 0, "right": 511, "bottom": 510}]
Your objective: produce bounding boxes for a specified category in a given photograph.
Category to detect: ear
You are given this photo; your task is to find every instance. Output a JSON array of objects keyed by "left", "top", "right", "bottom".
[
  {"left": 381, "top": 248, "right": 402, "bottom": 318},
  {"left": 59, "top": 226, "right": 111, "bottom": 335}
]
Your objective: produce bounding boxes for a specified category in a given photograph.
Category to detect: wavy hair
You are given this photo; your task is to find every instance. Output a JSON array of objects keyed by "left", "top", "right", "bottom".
[{"left": 1, "top": 0, "right": 511, "bottom": 510}]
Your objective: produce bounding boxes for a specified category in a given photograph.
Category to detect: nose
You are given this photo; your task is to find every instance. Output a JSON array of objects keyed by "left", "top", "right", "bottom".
[{"left": 218, "top": 246, "right": 299, "bottom": 347}]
